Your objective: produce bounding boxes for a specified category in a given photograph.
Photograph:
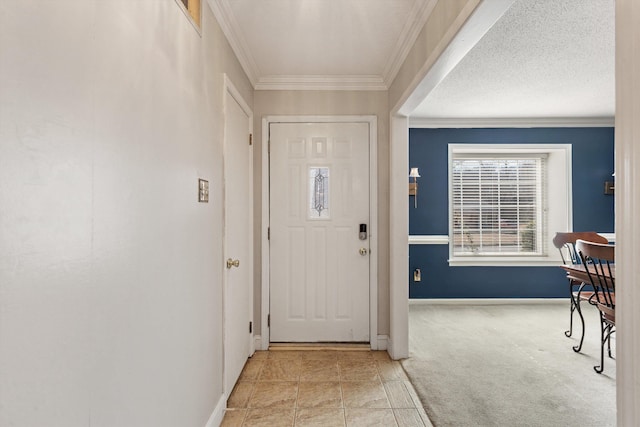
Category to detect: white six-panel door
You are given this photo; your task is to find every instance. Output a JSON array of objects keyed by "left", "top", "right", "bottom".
[{"left": 269, "top": 122, "right": 370, "bottom": 342}]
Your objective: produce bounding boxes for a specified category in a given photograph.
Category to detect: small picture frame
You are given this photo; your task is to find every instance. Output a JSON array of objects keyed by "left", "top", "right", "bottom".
[{"left": 175, "top": 0, "right": 201, "bottom": 31}]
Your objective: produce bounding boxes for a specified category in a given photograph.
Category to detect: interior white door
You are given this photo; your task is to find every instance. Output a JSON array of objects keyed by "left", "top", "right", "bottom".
[
  {"left": 269, "top": 122, "right": 370, "bottom": 342},
  {"left": 223, "top": 85, "right": 252, "bottom": 395}
]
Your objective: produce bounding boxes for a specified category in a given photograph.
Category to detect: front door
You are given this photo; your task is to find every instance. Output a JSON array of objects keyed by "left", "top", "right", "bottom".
[
  {"left": 223, "top": 82, "right": 252, "bottom": 394},
  {"left": 269, "top": 122, "right": 370, "bottom": 342}
]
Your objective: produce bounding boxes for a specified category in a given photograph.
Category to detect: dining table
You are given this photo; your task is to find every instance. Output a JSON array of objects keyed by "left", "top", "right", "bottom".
[{"left": 559, "top": 263, "right": 615, "bottom": 284}]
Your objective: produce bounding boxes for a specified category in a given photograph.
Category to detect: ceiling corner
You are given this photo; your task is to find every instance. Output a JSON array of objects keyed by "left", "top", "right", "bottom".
[
  {"left": 207, "top": 0, "right": 259, "bottom": 87},
  {"left": 382, "top": 0, "right": 438, "bottom": 88}
]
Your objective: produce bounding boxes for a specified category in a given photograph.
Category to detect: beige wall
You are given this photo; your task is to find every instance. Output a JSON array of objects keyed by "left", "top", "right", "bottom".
[
  {"left": 0, "top": 1, "right": 251, "bottom": 425},
  {"left": 252, "top": 90, "right": 390, "bottom": 335}
]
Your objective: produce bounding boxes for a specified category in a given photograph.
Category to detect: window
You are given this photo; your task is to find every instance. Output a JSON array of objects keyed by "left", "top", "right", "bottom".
[
  {"left": 448, "top": 144, "right": 572, "bottom": 266},
  {"left": 452, "top": 156, "right": 546, "bottom": 256}
]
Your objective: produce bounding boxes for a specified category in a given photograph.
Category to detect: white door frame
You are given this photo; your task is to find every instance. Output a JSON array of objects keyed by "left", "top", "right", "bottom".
[
  {"left": 222, "top": 74, "right": 254, "bottom": 396},
  {"left": 261, "top": 115, "right": 378, "bottom": 349}
]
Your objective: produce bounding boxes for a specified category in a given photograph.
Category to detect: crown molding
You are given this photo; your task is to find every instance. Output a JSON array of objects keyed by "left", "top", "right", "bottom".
[
  {"left": 207, "top": 0, "right": 259, "bottom": 86},
  {"left": 408, "top": 116, "right": 616, "bottom": 128},
  {"left": 208, "top": 0, "right": 430, "bottom": 91},
  {"left": 255, "top": 75, "right": 388, "bottom": 91},
  {"left": 382, "top": 0, "right": 438, "bottom": 88}
]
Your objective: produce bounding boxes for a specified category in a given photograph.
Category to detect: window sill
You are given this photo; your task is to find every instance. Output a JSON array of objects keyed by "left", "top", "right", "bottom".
[{"left": 448, "top": 257, "right": 564, "bottom": 267}]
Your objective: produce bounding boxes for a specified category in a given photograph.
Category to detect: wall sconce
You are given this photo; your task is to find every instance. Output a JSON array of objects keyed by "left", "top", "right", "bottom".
[
  {"left": 409, "top": 167, "right": 420, "bottom": 208},
  {"left": 604, "top": 172, "right": 615, "bottom": 195}
]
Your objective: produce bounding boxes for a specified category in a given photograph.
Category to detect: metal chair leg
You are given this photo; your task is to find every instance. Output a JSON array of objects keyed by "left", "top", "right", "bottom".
[
  {"left": 572, "top": 291, "right": 587, "bottom": 353},
  {"left": 594, "top": 314, "right": 606, "bottom": 374}
]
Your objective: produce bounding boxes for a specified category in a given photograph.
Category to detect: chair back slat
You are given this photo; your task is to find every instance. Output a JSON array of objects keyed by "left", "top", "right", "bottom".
[
  {"left": 575, "top": 239, "right": 615, "bottom": 309},
  {"left": 552, "top": 232, "right": 608, "bottom": 265}
]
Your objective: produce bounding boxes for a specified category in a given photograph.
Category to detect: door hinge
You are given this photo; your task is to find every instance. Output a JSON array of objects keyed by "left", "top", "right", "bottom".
[
  {"left": 268, "top": 139, "right": 270, "bottom": 154},
  {"left": 249, "top": 321, "right": 252, "bottom": 334},
  {"left": 249, "top": 133, "right": 253, "bottom": 146},
  {"left": 267, "top": 314, "right": 270, "bottom": 328},
  {"left": 268, "top": 227, "right": 270, "bottom": 240}
]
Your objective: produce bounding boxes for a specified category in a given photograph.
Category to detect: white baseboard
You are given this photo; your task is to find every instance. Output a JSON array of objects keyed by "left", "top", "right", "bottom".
[
  {"left": 204, "top": 393, "right": 227, "bottom": 427},
  {"left": 376, "top": 335, "right": 389, "bottom": 351},
  {"left": 409, "top": 298, "right": 569, "bottom": 306},
  {"left": 386, "top": 337, "right": 394, "bottom": 359}
]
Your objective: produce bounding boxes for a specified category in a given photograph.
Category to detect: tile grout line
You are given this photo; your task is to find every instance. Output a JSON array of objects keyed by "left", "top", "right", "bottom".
[
  {"left": 243, "top": 356, "right": 265, "bottom": 425},
  {"left": 377, "top": 360, "right": 394, "bottom": 412},
  {"left": 374, "top": 357, "right": 394, "bottom": 426},
  {"left": 293, "top": 360, "right": 301, "bottom": 426},
  {"left": 338, "top": 357, "right": 346, "bottom": 424}
]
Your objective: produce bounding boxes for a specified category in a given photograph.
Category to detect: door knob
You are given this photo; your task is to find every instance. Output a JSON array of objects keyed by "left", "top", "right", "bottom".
[
  {"left": 359, "top": 248, "right": 368, "bottom": 256},
  {"left": 226, "top": 258, "right": 240, "bottom": 269}
]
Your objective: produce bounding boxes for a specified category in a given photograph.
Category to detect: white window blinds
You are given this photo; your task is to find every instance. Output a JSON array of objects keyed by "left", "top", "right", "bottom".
[{"left": 451, "top": 155, "right": 547, "bottom": 256}]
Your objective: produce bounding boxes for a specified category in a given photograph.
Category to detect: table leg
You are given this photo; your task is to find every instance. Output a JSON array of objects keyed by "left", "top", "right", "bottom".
[
  {"left": 565, "top": 279, "right": 576, "bottom": 337},
  {"left": 572, "top": 282, "right": 587, "bottom": 353}
]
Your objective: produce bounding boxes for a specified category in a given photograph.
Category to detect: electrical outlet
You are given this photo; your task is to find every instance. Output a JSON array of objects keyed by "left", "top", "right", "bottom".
[{"left": 199, "top": 179, "right": 209, "bottom": 203}]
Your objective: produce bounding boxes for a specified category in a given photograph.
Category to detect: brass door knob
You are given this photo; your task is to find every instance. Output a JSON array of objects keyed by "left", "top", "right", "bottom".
[{"left": 226, "top": 258, "right": 240, "bottom": 269}]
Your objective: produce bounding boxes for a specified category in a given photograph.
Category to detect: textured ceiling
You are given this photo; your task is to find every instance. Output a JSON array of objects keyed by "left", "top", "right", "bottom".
[{"left": 411, "top": 0, "right": 615, "bottom": 122}]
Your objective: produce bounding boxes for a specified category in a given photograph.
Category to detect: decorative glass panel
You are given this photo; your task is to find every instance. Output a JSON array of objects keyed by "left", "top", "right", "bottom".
[{"left": 308, "top": 167, "right": 330, "bottom": 219}]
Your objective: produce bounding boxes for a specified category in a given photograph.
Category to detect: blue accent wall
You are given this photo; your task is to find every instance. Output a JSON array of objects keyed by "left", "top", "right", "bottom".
[{"left": 409, "top": 127, "right": 615, "bottom": 299}]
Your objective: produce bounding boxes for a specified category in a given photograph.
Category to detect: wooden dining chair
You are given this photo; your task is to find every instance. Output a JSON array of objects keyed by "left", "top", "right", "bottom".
[
  {"left": 552, "top": 231, "right": 609, "bottom": 352},
  {"left": 575, "top": 239, "right": 615, "bottom": 374}
]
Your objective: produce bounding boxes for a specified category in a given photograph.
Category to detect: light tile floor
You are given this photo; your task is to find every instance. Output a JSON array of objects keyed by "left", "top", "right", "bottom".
[{"left": 221, "top": 350, "right": 432, "bottom": 427}]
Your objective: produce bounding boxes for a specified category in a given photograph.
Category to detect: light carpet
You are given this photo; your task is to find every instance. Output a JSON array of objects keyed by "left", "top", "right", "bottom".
[{"left": 402, "top": 302, "right": 616, "bottom": 427}]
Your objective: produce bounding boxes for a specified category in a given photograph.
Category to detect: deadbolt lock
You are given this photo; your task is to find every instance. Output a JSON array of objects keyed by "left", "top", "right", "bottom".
[
  {"left": 359, "top": 248, "right": 368, "bottom": 256},
  {"left": 226, "top": 258, "right": 240, "bottom": 269}
]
